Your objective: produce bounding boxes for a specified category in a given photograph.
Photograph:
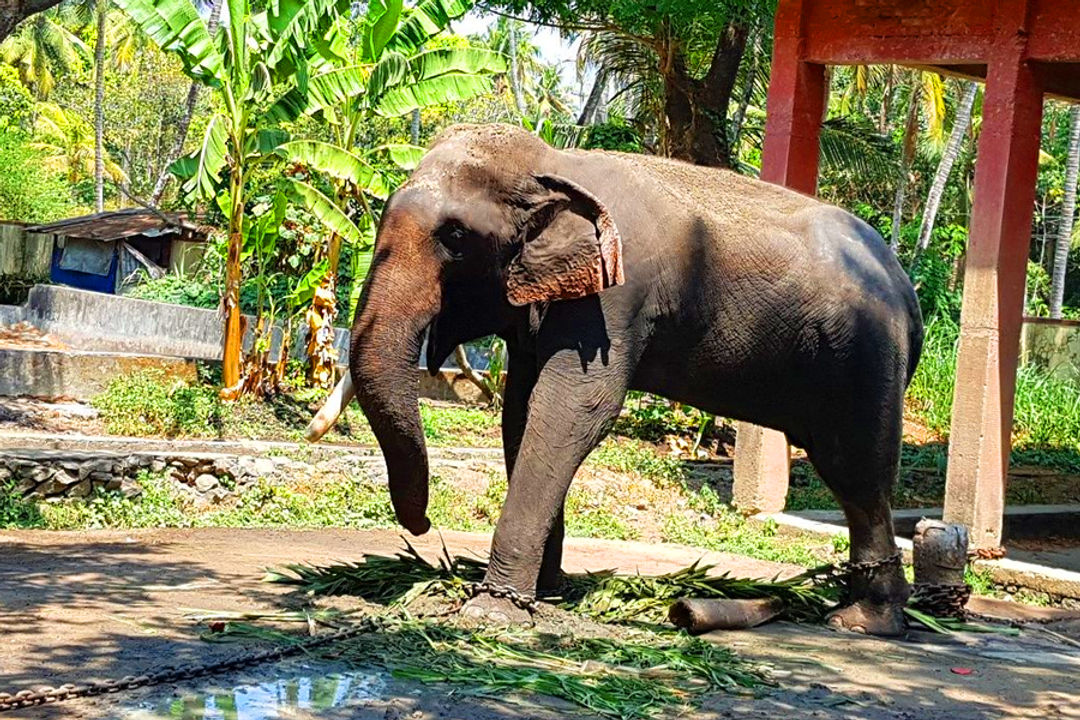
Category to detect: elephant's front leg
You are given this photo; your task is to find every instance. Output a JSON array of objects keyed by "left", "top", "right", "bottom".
[
  {"left": 465, "top": 352, "right": 627, "bottom": 623},
  {"left": 500, "top": 338, "right": 565, "bottom": 598}
]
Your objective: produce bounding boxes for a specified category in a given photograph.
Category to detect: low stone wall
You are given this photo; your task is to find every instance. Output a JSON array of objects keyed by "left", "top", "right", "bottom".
[
  {"left": 1, "top": 449, "right": 383, "bottom": 506},
  {"left": 1022, "top": 317, "right": 1080, "bottom": 382}
]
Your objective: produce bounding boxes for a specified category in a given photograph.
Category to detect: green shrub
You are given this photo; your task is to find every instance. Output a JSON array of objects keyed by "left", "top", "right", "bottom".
[
  {"left": 907, "top": 315, "right": 1080, "bottom": 452},
  {"left": 0, "top": 128, "right": 75, "bottom": 223},
  {"left": 92, "top": 370, "right": 223, "bottom": 437},
  {"left": 0, "top": 480, "right": 44, "bottom": 528}
]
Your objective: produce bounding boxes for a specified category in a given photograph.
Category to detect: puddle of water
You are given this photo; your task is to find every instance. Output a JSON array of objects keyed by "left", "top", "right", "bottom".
[{"left": 123, "top": 660, "right": 387, "bottom": 720}]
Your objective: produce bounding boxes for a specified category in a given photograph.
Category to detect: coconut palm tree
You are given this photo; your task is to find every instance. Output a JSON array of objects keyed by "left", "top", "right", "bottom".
[
  {"left": 0, "top": 8, "right": 87, "bottom": 99},
  {"left": 1050, "top": 104, "right": 1080, "bottom": 319},
  {"left": 917, "top": 81, "right": 978, "bottom": 253},
  {"left": 30, "top": 100, "right": 126, "bottom": 184}
]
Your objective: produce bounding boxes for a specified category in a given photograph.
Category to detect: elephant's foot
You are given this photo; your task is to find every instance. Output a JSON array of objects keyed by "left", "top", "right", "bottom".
[
  {"left": 461, "top": 593, "right": 534, "bottom": 626},
  {"left": 537, "top": 570, "right": 566, "bottom": 599},
  {"left": 826, "top": 600, "right": 906, "bottom": 636}
]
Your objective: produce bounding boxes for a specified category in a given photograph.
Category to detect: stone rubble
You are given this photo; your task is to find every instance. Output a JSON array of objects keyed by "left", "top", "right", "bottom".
[{"left": 0, "top": 450, "right": 386, "bottom": 502}]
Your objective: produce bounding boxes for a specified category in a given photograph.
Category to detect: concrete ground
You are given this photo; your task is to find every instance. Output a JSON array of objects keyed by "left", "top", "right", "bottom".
[{"left": 1, "top": 528, "right": 1079, "bottom": 719}]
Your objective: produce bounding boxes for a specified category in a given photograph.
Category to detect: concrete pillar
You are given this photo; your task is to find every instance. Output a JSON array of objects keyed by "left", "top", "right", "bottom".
[
  {"left": 943, "top": 28, "right": 1042, "bottom": 548},
  {"left": 732, "top": 0, "right": 824, "bottom": 515}
]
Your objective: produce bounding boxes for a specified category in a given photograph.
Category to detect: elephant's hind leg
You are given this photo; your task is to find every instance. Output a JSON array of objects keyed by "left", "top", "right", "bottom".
[{"left": 805, "top": 386, "right": 910, "bottom": 636}]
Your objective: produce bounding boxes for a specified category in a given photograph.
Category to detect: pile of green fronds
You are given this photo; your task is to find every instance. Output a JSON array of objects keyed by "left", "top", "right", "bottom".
[
  {"left": 562, "top": 563, "right": 841, "bottom": 624},
  {"left": 205, "top": 616, "right": 768, "bottom": 719},
  {"left": 266, "top": 541, "right": 842, "bottom": 624},
  {"left": 264, "top": 540, "right": 485, "bottom": 604}
]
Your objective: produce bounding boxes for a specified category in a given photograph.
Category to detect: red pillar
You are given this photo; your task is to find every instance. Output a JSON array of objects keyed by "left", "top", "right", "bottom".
[
  {"left": 944, "top": 4, "right": 1043, "bottom": 548},
  {"left": 733, "top": 0, "right": 825, "bottom": 514}
]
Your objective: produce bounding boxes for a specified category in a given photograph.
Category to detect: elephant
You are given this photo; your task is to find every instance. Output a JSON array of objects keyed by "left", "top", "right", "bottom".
[{"left": 307, "top": 123, "right": 924, "bottom": 636}]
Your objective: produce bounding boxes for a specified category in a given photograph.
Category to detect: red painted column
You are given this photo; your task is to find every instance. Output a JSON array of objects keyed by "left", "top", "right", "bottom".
[
  {"left": 732, "top": 0, "right": 825, "bottom": 514},
  {"left": 943, "top": 2, "right": 1042, "bottom": 548}
]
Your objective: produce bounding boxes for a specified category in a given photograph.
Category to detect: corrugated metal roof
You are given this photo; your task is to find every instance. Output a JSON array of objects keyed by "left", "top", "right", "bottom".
[{"left": 27, "top": 209, "right": 211, "bottom": 242}]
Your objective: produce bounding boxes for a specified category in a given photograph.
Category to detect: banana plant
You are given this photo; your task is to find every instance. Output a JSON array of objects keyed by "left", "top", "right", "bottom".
[
  {"left": 272, "top": 0, "right": 506, "bottom": 385},
  {"left": 113, "top": 0, "right": 355, "bottom": 392}
]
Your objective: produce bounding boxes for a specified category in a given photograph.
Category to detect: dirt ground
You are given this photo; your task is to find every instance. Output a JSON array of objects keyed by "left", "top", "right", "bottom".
[{"left": 1, "top": 528, "right": 1079, "bottom": 720}]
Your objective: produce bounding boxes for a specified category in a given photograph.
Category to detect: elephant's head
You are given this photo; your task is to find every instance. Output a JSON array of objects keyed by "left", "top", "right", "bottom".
[{"left": 308, "top": 124, "right": 624, "bottom": 535}]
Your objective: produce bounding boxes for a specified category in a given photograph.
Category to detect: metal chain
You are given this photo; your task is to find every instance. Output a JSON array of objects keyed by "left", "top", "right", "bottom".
[
  {"left": 840, "top": 551, "right": 903, "bottom": 576},
  {"left": 0, "top": 621, "right": 373, "bottom": 714},
  {"left": 466, "top": 581, "right": 541, "bottom": 613}
]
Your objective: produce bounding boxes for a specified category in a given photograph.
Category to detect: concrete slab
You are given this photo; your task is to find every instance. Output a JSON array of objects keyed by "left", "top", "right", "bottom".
[
  {"left": 792, "top": 504, "right": 1080, "bottom": 541},
  {"left": 0, "top": 348, "right": 197, "bottom": 401}
]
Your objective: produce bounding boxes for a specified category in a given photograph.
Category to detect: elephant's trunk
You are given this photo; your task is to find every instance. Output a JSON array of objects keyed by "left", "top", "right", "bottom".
[{"left": 348, "top": 221, "right": 440, "bottom": 536}]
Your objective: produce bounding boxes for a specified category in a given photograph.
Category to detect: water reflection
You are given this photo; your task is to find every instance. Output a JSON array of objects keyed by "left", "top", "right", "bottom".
[{"left": 127, "top": 662, "right": 386, "bottom": 720}]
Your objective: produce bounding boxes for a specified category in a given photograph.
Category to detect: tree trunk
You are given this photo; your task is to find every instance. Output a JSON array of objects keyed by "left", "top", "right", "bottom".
[
  {"left": 917, "top": 81, "right": 977, "bottom": 252},
  {"left": 222, "top": 166, "right": 244, "bottom": 390},
  {"left": 507, "top": 22, "right": 526, "bottom": 117},
  {"left": 577, "top": 68, "right": 606, "bottom": 126},
  {"left": 149, "top": 0, "right": 224, "bottom": 206},
  {"left": 728, "top": 27, "right": 760, "bottom": 156},
  {"left": 879, "top": 65, "right": 894, "bottom": 133},
  {"left": 410, "top": 108, "right": 420, "bottom": 144},
  {"left": 890, "top": 78, "right": 922, "bottom": 252},
  {"left": 1050, "top": 104, "right": 1080, "bottom": 319},
  {"left": 0, "top": 0, "right": 64, "bottom": 43},
  {"left": 662, "top": 21, "right": 748, "bottom": 168},
  {"left": 93, "top": 0, "right": 105, "bottom": 213}
]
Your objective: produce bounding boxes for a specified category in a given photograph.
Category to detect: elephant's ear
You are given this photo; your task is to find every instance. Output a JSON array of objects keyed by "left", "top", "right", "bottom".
[{"left": 505, "top": 173, "right": 624, "bottom": 307}]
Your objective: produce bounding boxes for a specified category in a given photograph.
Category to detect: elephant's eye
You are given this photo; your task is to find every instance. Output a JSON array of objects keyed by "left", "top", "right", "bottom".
[{"left": 437, "top": 222, "right": 467, "bottom": 258}]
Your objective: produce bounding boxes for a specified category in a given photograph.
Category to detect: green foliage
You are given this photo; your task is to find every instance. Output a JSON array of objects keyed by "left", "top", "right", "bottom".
[
  {"left": 0, "top": 480, "right": 44, "bottom": 528},
  {"left": 0, "top": 66, "right": 32, "bottom": 128},
  {"left": 419, "top": 403, "right": 500, "bottom": 444},
  {"left": 0, "top": 127, "right": 75, "bottom": 222},
  {"left": 91, "top": 370, "right": 223, "bottom": 437},
  {"left": 582, "top": 118, "right": 643, "bottom": 153},
  {"left": 587, "top": 437, "right": 685, "bottom": 485}
]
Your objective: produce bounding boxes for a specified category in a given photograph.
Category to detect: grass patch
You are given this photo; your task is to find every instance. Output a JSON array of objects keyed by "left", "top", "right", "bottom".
[
  {"left": 908, "top": 316, "right": 1080, "bottom": 452},
  {"left": 92, "top": 370, "right": 223, "bottom": 437},
  {"left": 587, "top": 437, "right": 685, "bottom": 485}
]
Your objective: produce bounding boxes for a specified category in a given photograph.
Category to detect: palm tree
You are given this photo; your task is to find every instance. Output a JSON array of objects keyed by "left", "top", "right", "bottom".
[
  {"left": 889, "top": 71, "right": 947, "bottom": 251},
  {"left": 31, "top": 101, "right": 126, "bottom": 184},
  {"left": 1050, "top": 104, "right": 1080, "bottom": 319},
  {"left": 0, "top": 9, "right": 87, "bottom": 99},
  {"left": 480, "top": 17, "right": 540, "bottom": 119},
  {"left": 917, "top": 81, "right": 978, "bottom": 253},
  {"left": 148, "top": 0, "right": 224, "bottom": 206}
]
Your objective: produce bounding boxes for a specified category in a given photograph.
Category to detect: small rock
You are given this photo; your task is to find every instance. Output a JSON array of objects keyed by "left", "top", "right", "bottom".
[
  {"left": 209, "top": 487, "right": 231, "bottom": 504},
  {"left": 253, "top": 457, "right": 277, "bottom": 478},
  {"left": 149, "top": 459, "right": 167, "bottom": 473},
  {"left": 176, "top": 456, "right": 200, "bottom": 469},
  {"left": 68, "top": 479, "right": 92, "bottom": 498},
  {"left": 212, "top": 457, "right": 235, "bottom": 478},
  {"left": 194, "top": 474, "right": 219, "bottom": 493},
  {"left": 120, "top": 478, "right": 142, "bottom": 498},
  {"left": 104, "top": 477, "right": 122, "bottom": 491},
  {"left": 35, "top": 470, "right": 80, "bottom": 496}
]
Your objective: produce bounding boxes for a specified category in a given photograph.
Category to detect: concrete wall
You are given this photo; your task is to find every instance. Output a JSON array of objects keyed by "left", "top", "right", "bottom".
[
  {"left": 4, "top": 284, "right": 350, "bottom": 362},
  {"left": 0, "top": 348, "right": 197, "bottom": 400},
  {"left": 1021, "top": 318, "right": 1080, "bottom": 382},
  {"left": 0, "top": 224, "right": 52, "bottom": 279}
]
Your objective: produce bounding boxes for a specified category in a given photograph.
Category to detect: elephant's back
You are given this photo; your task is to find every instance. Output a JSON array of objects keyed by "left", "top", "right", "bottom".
[{"left": 600, "top": 152, "right": 821, "bottom": 232}]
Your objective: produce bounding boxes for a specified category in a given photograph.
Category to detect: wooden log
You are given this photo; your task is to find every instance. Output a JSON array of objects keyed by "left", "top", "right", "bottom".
[
  {"left": 913, "top": 518, "right": 969, "bottom": 587},
  {"left": 668, "top": 597, "right": 784, "bottom": 634}
]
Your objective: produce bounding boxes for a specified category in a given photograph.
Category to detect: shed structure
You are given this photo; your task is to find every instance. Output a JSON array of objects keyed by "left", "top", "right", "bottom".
[
  {"left": 732, "top": 0, "right": 1080, "bottom": 549},
  {"left": 29, "top": 209, "right": 209, "bottom": 295}
]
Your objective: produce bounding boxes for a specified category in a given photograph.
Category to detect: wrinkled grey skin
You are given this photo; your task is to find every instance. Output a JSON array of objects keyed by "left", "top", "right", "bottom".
[{"left": 348, "top": 124, "right": 923, "bottom": 635}]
